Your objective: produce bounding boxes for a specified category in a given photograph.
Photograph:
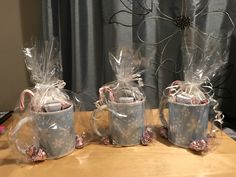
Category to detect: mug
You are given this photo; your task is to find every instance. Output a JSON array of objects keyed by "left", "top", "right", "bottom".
[
  {"left": 92, "top": 99, "right": 145, "bottom": 146},
  {"left": 160, "top": 101, "right": 209, "bottom": 148},
  {"left": 12, "top": 105, "right": 75, "bottom": 159}
]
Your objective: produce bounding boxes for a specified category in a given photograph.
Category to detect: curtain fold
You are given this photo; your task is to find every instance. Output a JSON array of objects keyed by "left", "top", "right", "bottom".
[{"left": 70, "top": 1, "right": 103, "bottom": 100}]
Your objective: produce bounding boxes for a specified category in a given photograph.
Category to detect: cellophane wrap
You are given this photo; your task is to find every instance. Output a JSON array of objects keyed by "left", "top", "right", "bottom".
[
  {"left": 9, "top": 39, "right": 90, "bottom": 163},
  {"left": 92, "top": 46, "right": 154, "bottom": 147},
  {"left": 159, "top": 27, "right": 233, "bottom": 153}
]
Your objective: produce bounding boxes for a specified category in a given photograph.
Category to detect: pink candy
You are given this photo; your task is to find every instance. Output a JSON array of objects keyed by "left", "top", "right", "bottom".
[
  {"left": 25, "top": 145, "right": 47, "bottom": 162},
  {"left": 0, "top": 125, "right": 5, "bottom": 134},
  {"left": 189, "top": 139, "right": 208, "bottom": 151}
]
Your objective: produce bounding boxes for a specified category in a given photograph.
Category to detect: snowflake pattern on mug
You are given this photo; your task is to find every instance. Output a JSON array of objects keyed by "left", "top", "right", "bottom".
[
  {"left": 168, "top": 102, "right": 209, "bottom": 147},
  {"left": 52, "top": 138, "right": 64, "bottom": 148},
  {"left": 186, "top": 118, "right": 198, "bottom": 133},
  {"left": 173, "top": 133, "right": 189, "bottom": 146},
  {"left": 110, "top": 101, "right": 145, "bottom": 146}
]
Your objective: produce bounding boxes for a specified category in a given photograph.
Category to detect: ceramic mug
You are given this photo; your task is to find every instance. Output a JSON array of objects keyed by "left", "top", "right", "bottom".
[
  {"left": 92, "top": 99, "right": 145, "bottom": 146},
  {"left": 12, "top": 105, "right": 75, "bottom": 159},
  {"left": 160, "top": 101, "right": 209, "bottom": 148}
]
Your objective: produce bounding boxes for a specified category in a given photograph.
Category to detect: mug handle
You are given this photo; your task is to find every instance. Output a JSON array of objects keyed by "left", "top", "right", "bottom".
[
  {"left": 90, "top": 107, "right": 107, "bottom": 137},
  {"left": 10, "top": 116, "right": 33, "bottom": 155},
  {"left": 159, "top": 97, "right": 169, "bottom": 128}
]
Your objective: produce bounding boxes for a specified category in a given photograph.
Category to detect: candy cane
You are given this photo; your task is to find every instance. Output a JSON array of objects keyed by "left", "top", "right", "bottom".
[
  {"left": 165, "top": 80, "right": 182, "bottom": 98},
  {"left": 99, "top": 86, "right": 115, "bottom": 102},
  {"left": 171, "top": 80, "right": 182, "bottom": 86},
  {"left": 20, "top": 89, "right": 35, "bottom": 111}
]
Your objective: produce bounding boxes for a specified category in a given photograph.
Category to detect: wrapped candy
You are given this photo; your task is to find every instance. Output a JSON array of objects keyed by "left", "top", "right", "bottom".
[
  {"left": 91, "top": 46, "right": 153, "bottom": 147},
  {"left": 8, "top": 39, "right": 89, "bottom": 163},
  {"left": 0, "top": 125, "right": 5, "bottom": 135},
  {"left": 159, "top": 29, "right": 231, "bottom": 154}
]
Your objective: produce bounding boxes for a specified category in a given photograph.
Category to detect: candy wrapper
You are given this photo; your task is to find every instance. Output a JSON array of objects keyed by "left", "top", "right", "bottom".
[
  {"left": 91, "top": 46, "right": 154, "bottom": 147},
  {"left": 8, "top": 39, "right": 90, "bottom": 163},
  {"left": 159, "top": 28, "right": 232, "bottom": 154}
]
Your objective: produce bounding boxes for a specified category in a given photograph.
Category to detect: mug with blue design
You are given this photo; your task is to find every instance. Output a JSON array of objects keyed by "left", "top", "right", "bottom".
[
  {"left": 160, "top": 100, "right": 209, "bottom": 148},
  {"left": 9, "top": 39, "right": 80, "bottom": 162},
  {"left": 108, "top": 99, "right": 145, "bottom": 146},
  {"left": 11, "top": 104, "right": 75, "bottom": 160},
  {"left": 92, "top": 97, "right": 145, "bottom": 146},
  {"left": 33, "top": 105, "right": 75, "bottom": 158}
]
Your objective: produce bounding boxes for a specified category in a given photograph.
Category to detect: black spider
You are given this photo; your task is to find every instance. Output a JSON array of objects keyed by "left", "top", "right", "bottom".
[{"left": 174, "top": 16, "right": 191, "bottom": 30}]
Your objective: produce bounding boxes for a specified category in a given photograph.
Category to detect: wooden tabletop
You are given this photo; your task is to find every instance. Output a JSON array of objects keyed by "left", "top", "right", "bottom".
[{"left": 0, "top": 110, "right": 236, "bottom": 177}]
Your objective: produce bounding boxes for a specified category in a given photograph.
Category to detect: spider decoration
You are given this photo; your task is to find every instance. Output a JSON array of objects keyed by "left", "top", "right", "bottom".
[
  {"left": 108, "top": 0, "right": 234, "bottom": 38},
  {"left": 108, "top": 0, "right": 234, "bottom": 72},
  {"left": 174, "top": 16, "right": 191, "bottom": 30}
]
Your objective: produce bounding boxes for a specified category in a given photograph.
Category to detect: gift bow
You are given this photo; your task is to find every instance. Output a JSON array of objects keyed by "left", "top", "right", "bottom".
[
  {"left": 19, "top": 80, "right": 66, "bottom": 111},
  {"left": 117, "top": 72, "right": 144, "bottom": 87},
  {"left": 35, "top": 80, "right": 66, "bottom": 90}
]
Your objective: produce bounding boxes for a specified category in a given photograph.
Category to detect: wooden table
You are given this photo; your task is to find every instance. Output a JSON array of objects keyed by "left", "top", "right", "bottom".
[{"left": 1, "top": 110, "right": 236, "bottom": 177}]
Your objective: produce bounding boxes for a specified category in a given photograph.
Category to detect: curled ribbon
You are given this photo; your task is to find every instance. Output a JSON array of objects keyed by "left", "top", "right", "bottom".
[
  {"left": 164, "top": 80, "right": 214, "bottom": 105},
  {"left": 210, "top": 99, "right": 224, "bottom": 134},
  {"left": 162, "top": 80, "right": 224, "bottom": 151},
  {"left": 165, "top": 80, "right": 224, "bottom": 120}
]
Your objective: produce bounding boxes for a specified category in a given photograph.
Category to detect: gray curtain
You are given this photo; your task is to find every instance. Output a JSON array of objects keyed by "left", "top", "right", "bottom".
[{"left": 42, "top": 0, "right": 236, "bottom": 126}]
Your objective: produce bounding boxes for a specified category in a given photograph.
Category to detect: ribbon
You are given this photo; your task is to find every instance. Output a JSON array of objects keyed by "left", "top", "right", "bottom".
[
  {"left": 165, "top": 80, "right": 224, "bottom": 120},
  {"left": 95, "top": 73, "right": 143, "bottom": 108},
  {"left": 20, "top": 80, "right": 69, "bottom": 112},
  {"left": 164, "top": 80, "right": 213, "bottom": 105},
  {"left": 116, "top": 72, "right": 144, "bottom": 87},
  {"left": 35, "top": 80, "right": 66, "bottom": 90},
  {"left": 210, "top": 99, "right": 224, "bottom": 134}
]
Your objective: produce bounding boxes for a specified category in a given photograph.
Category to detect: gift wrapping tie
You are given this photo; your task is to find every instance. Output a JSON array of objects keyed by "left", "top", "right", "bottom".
[
  {"left": 19, "top": 80, "right": 68, "bottom": 112},
  {"left": 116, "top": 72, "right": 144, "bottom": 88}
]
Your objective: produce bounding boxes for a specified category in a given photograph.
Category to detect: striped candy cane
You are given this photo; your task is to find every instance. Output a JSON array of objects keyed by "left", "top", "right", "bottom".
[
  {"left": 20, "top": 89, "right": 35, "bottom": 111},
  {"left": 99, "top": 86, "right": 115, "bottom": 102}
]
